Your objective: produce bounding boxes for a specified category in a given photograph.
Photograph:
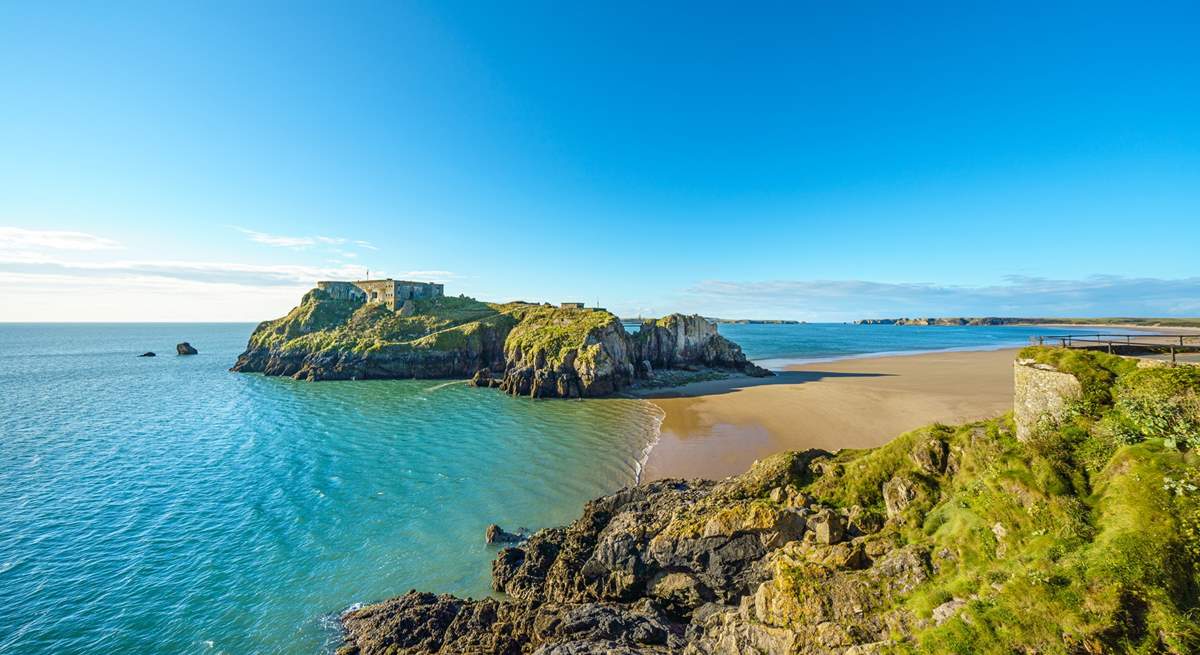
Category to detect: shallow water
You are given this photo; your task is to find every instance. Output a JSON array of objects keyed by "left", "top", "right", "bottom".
[
  {"left": 0, "top": 321, "right": 1125, "bottom": 654},
  {"left": 0, "top": 324, "right": 659, "bottom": 654}
]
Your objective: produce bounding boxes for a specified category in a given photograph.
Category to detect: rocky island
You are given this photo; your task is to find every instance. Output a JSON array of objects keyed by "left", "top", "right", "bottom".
[
  {"left": 231, "top": 286, "right": 770, "bottom": 397},
  {"left": 337, "top": 347, "right": 1200, "bottom": 654}
]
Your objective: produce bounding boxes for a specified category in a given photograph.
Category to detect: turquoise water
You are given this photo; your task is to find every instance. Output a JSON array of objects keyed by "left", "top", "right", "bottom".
[
  {"left": 0, "top": 324, "right": 660, "bottom": 654},
  {"left": 0, "top": 321, "right": 1129, "bottom": 654}
]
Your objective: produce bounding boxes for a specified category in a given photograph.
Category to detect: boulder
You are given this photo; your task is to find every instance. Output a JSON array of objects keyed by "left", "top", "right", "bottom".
[
  {"left": 883, "top": 476, "right": 918, "bottom": 521},
  {"left": 809, "top": 509, "right": 845, "bottom": 545},
  {"left": 909, "top": 437, "right": 947, "bottom": 475},
  {"left": 484, "top": 523, "right": 524, "bottom": 544},
  {"left": 932, "top": 598, "right": 967, "bottom": 625},
  {"left": 648, "top": 571, "right": 710, "bottom": 614},
  {"left": 138, "top": 352, "right": 156, "bottom": 357},
  {"left": 468, "top": 368, "right": 493, "bottom": 387},
  {"left": 176, "top": 342, "right": 198, "bottom": 355}
]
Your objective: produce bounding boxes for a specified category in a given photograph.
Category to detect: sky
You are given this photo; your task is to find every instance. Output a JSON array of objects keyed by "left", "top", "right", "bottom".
[{"left": 1, "top": 1, "right": 1197, "bottom": 322}]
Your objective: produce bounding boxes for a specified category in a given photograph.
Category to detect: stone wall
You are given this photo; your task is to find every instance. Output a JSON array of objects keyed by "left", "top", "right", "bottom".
[
  {"left": 1013, "top": 359, "right": 1083, "bottom": 442},
  {"left": 349, "top": 279, "right": 444, "bottom": 311},
  {"left": 316, "top": 281, "right": 365, "bottom": 301}
]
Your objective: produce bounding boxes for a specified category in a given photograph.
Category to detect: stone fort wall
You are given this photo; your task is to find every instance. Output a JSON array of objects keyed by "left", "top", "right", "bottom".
[{"left": 317, "top": 279, "right": 444, "bottom": 311}]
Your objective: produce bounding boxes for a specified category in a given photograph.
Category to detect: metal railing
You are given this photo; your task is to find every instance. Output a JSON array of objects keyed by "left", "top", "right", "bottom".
[{"left": 1030, "top": 333, "right": 1200, "bottom": 363}]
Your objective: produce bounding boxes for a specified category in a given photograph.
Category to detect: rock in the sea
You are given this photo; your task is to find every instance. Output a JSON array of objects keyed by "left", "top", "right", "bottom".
[
  {"left": 176, "top": 342, "right": 198, "bottom": 355},
  {"left": 468, "top": 368, "right": 493, "bottom": 387},
  {"left": 138, "top": 352, "right": 156, "bottom": 357},
  {"left": 484, "top": 523, "right": 524, "bottom": 544}
]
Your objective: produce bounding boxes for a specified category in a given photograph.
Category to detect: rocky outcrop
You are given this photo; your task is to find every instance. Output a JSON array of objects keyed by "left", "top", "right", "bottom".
[
  {"left": 338, "top": 450, "right": 938, "bottom": 655},
  {"left": 233, "top": 290, "right": 770, "bottom": 395},
  {"left": 176, "top": 342, "right": 198, "bottom": 355},
  {"left": 498, "top": 312, "right": 637, "bottom": 398},
  {"left": 635, "top": 315, "right": 772, "bottom": 378}
]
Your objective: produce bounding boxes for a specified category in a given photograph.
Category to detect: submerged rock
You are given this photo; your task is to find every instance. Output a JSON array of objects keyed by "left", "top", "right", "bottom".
[
  {"left": 176, "top": 342, "right": 198, "bottom": 355},
  {"left": 484, "top": 524, "right": 524, "bottom": 544},
  {"left": 138, "top": 351, "right": 156, "bottom": 357}
]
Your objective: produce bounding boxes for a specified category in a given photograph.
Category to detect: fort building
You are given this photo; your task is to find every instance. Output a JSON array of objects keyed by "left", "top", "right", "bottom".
[{"left": 317, "top": 279, "right": 445, "bottom": 311}]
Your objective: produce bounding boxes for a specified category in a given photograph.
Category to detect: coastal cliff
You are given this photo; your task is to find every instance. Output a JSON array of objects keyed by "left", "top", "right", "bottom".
[
  {"left": 231, "top": 290, "right": 769, "bottom": 396},
  {"left": 338, "top": 348, "right": 1200, "bottom": 654}
]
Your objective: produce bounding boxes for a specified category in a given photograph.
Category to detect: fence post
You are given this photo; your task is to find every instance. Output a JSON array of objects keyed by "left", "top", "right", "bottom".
[{"left": 1171, "top": 347, "right": 1177, "bottom": 365}]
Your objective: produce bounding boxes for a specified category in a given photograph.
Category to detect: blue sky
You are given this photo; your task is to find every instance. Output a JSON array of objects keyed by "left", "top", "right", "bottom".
[{"left": 1, "top": 1, "right": 1197, "bottom": 321}]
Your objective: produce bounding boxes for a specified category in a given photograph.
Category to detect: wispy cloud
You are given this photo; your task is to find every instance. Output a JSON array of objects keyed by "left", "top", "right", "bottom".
[
  {"left": 0, "top": 227, "right": 121, "bottom": 252},
  {"left": 232, "top": 227, "right": 375, "bottom": 251},
  {"left": 680, "top": 275, "right": 1200, "bottom": 320}
]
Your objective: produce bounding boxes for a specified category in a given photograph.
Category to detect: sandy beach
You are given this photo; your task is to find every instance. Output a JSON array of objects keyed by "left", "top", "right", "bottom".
[{"left": 639, "top": 348, "right": 1020, "bottom": 481}]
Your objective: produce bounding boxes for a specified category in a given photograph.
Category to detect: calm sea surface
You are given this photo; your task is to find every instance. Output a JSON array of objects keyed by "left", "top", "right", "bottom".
[{"left": 0, "top": 321, "right": 1124, "bottom": 654}]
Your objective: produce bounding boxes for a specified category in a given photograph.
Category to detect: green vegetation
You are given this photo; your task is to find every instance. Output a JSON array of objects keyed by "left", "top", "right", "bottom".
[
  {"left": 502, "top": 305, "right": 622, "bottom": 367},
  {"left": 245, "top": 289, "right": 633, "bottom": 369},
  {"left": 775, "top": 348, "right": 1200, "bottom": 653},
  {"left": 1115, "top": 367, "right": 1200, "bottom": 449},
  {"left": 248, "top": 290, "right": 521, "bottom": 355}
]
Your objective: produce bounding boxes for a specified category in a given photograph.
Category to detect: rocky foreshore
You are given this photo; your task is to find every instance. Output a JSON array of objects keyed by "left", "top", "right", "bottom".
[
  {"left": 335, "top": 444, "right": 953, "bottom": 655},
  {"left": 231, "top": 290, "right": 770, "bottom": 397}
]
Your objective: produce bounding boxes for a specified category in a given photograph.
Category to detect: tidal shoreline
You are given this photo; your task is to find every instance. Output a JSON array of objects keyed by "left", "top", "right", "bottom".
[{"left": 635, "top": 347, "right": 1020, "bottom": 481}]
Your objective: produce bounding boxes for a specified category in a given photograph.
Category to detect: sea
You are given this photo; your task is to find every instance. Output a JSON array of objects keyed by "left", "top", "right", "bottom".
[{"left": 0, "top": 321, "right": 1128, "bottom": 654}]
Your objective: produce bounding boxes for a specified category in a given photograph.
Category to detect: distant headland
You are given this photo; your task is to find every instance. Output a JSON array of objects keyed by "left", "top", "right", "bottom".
[
  {"left": 232, "top": 278, "right": 771, "bottom": 397},
  {"left": 854, "top": 316, "right": 1200, "bottom": 328}
]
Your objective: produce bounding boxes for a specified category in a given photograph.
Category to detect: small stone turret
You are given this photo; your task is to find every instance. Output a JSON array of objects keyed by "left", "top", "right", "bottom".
[{"left": 1013, "top": 358, "right": 1083, "bottom": 441}]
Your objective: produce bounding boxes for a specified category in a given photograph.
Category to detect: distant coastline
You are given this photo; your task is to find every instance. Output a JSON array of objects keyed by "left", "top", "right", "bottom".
[
  {"left": 853, "top": 316, "right": 1200, "bottom": 329},
  {"left": 621, "top": 317, "right": 804, "bottom": 325}
]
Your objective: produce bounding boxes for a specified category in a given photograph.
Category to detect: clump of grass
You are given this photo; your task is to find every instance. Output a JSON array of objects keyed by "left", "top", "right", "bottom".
[{"left": 1114, "top": 367, "right": 1200, "bottom": 448}]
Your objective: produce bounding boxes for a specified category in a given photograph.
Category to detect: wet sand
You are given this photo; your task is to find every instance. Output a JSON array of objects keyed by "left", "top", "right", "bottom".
[{"left": 639, "top": 348, "right": 1019, "bottom": 481}]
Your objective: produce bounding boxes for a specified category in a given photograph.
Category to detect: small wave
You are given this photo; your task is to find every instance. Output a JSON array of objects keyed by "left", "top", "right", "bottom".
[
  {"left": 755, "top": 342, "right": 1026, "bottom": 370},
  {"left": 424, "top": 380, "right": 466, "bottom": 393},
  {"left": 632, "top": 401, "right": 666, "bottom": 484}
]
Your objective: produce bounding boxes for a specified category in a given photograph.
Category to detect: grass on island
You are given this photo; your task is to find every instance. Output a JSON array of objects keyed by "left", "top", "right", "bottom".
[
  {"left": 749, "top": 347, "right": 1200, "bottom": 653},
  {"left": 249, "top": 291, "right": 525, "bottom": 355},
  {"left": 502, "top": 304, "right": 624, "bottom": 368},
  {"left": 247, "top": 291, "right": 630, "bottom": 364}
]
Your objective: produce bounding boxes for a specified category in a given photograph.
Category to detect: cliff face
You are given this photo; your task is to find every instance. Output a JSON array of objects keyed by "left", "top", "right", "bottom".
[
  {"left": 637, "top": 314, "right": 767, "bottom": 374},
  {"left": 232, "top": 291, "right": 769, "bottom": 394},
  {"left": 338, "top": 349, "right": 1200, "bottom": 654}
]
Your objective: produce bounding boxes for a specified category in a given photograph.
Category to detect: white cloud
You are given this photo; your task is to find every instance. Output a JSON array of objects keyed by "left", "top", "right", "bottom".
[
  {"left": 233, "top": 227, "right": 375, "bottom": 251},
  {"left": 0, "top": 226, "right": 121, "bottom": 251},
  {"left": 678, "top": 275, "right": 1200, "bottom": 321}
]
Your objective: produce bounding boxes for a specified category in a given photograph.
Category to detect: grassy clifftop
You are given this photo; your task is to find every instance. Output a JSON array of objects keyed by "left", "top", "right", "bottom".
[{"left": 246, "top": 291, "right": 519, "bottom": 355}]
